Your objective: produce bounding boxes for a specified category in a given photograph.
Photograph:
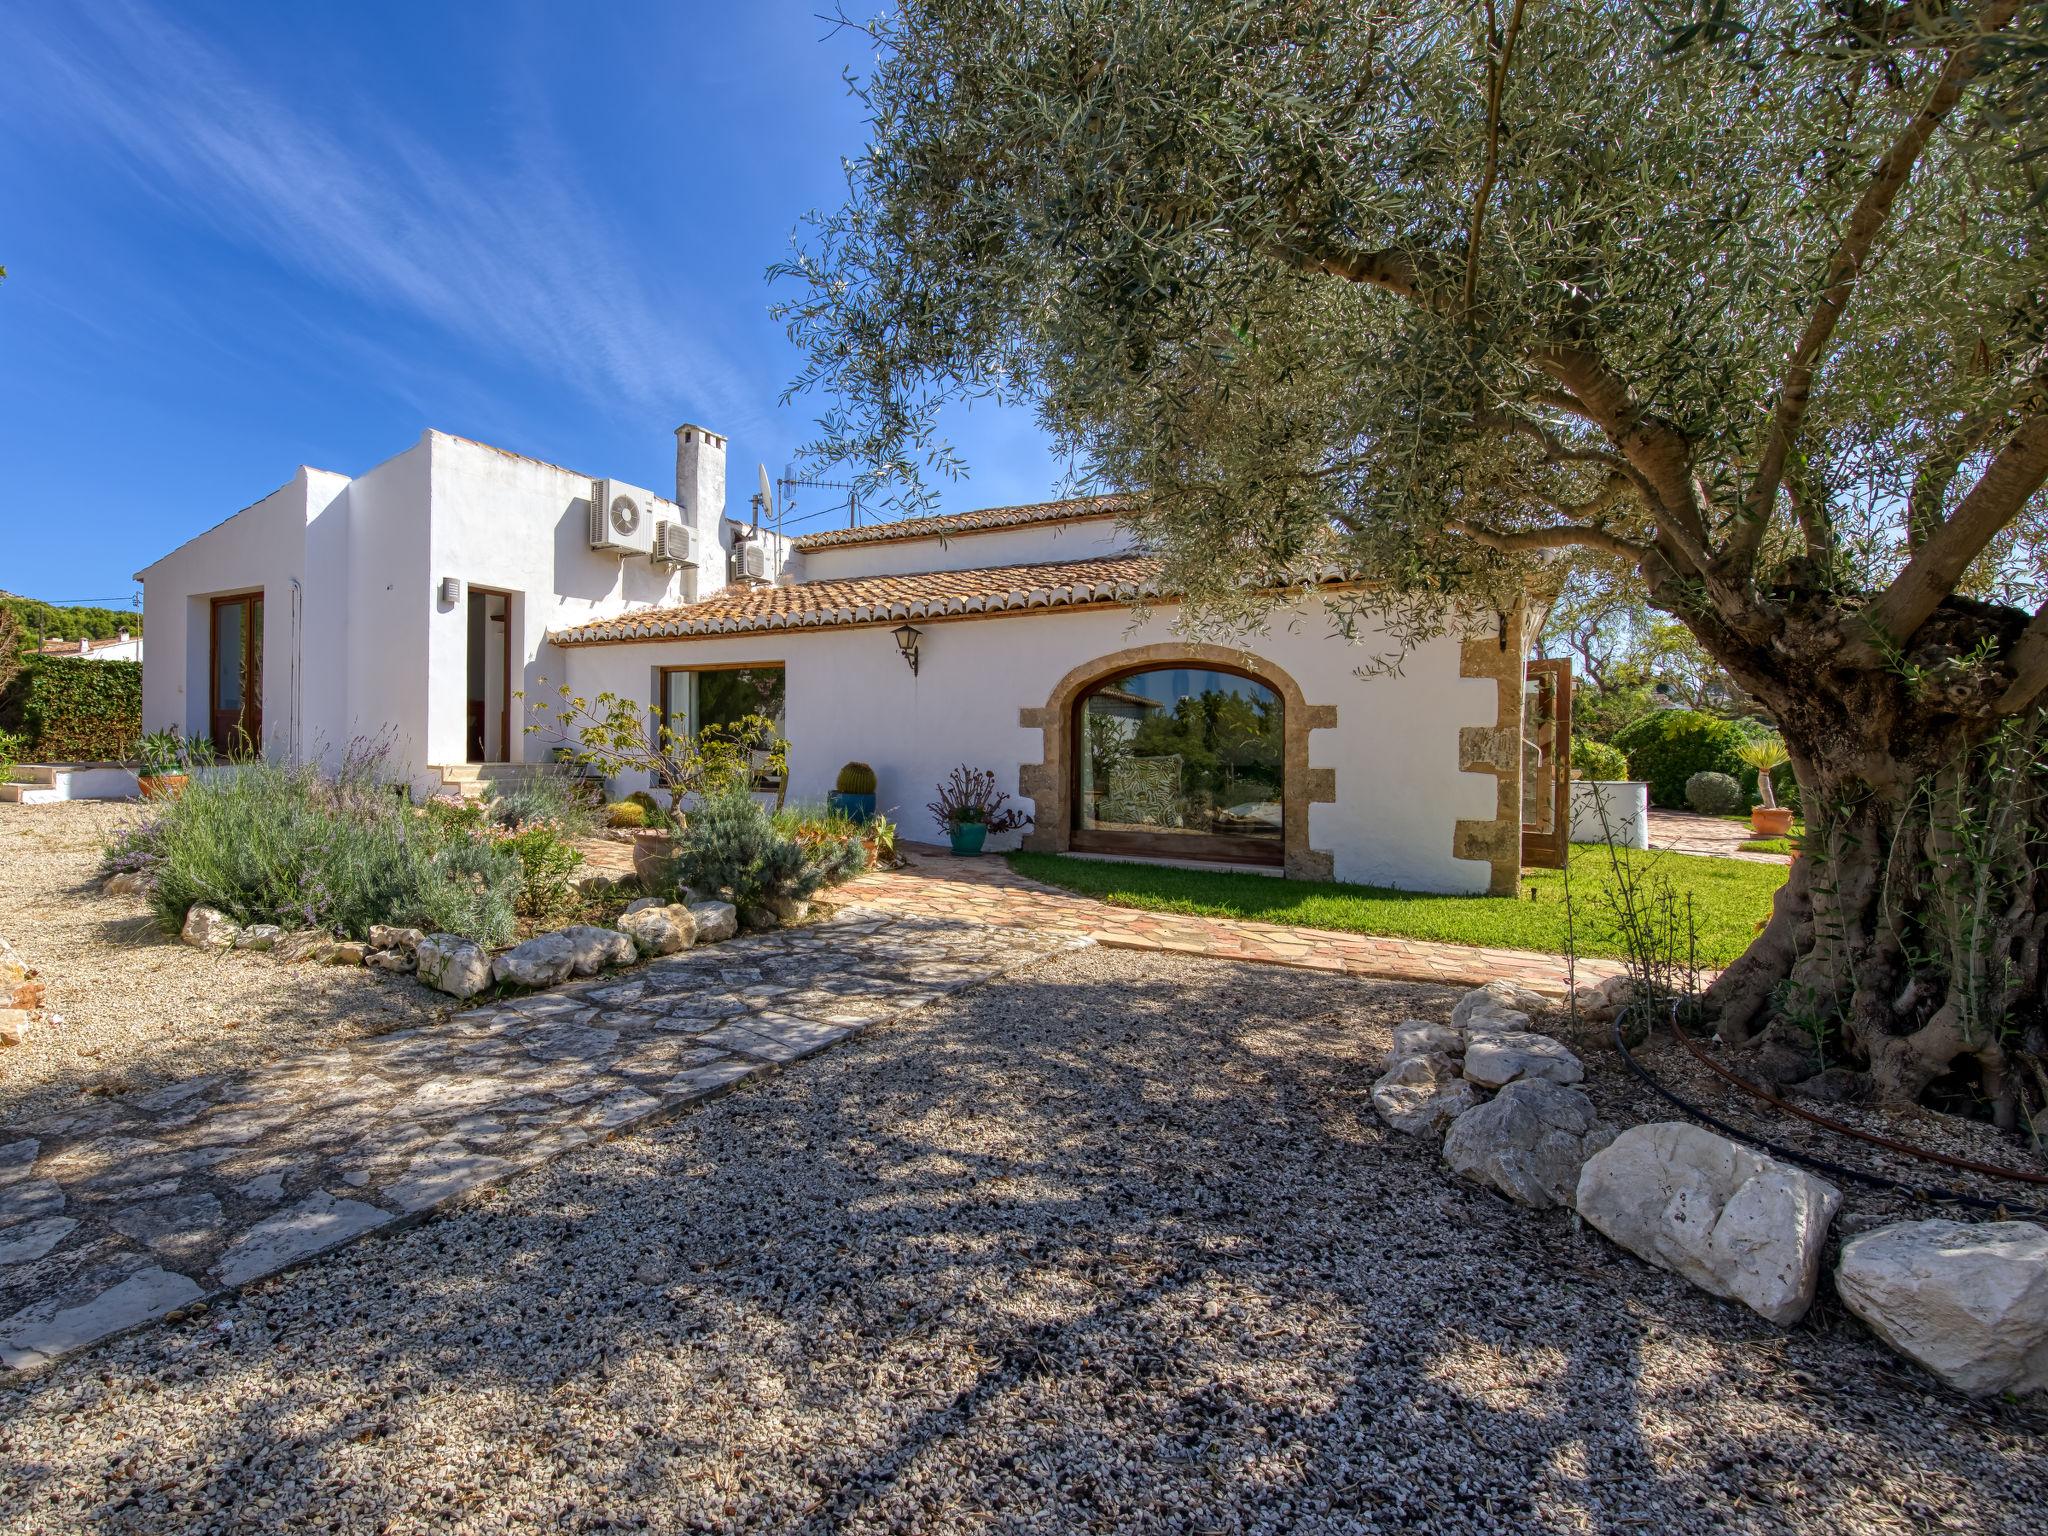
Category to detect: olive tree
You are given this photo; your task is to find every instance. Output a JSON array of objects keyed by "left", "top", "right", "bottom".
[{"left": 777, "top": 0, "right": 2048, "bottom": 1121}]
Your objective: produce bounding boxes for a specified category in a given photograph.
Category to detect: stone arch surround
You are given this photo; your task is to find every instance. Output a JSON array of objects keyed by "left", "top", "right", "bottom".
[{"left": 1017, "top": 642, "right": 1337, "bottom": 881}]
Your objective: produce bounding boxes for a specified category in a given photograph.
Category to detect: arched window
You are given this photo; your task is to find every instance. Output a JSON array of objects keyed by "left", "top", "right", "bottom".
[{"left": 1072, "top": 666, "right": 1284, "bottom": 864}]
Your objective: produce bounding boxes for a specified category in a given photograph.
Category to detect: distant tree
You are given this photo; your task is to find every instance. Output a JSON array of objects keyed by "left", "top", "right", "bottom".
[{"left": 779, "top": 1, "right": 2048, "bottom": 1120}]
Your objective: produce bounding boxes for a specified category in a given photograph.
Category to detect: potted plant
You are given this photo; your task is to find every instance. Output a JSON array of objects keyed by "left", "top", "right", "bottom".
[
  {"left": 827, "top": 761, "right": 878, "bottom": 824},
  {"left": 136, "top": 729, "right": 191, "bottom": 801},
  {"left": 928, "top": 766, "right": 1032, "bottom": 857},
  {"left": 1736, "top": 736, "right": 1795, "bottom": 837}
]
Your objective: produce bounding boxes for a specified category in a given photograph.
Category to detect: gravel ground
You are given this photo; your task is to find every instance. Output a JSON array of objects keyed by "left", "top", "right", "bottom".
[
  {"left": 0, "top": 803, "right": 447, "bottom": 1126},
  {"left": 1, "top": 946, "right": 2041, "bottom": 1535}
]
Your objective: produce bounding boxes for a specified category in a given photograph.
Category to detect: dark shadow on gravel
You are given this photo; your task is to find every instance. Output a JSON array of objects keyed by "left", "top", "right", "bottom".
[{"left": 1, "top": 952, "right": 2042, "bottom": 1535}]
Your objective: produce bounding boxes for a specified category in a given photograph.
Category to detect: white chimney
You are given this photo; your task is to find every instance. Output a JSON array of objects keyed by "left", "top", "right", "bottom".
[{"left": 675, "top": 422, "right": 727, "bottom": 557}]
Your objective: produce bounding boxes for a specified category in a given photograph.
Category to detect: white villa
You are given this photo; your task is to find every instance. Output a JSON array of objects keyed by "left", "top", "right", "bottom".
[{"left": 138, "top": 424, "right": 1560, "bottom": 896}]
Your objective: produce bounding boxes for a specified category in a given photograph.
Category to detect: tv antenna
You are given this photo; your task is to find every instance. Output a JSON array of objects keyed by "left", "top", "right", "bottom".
[{"left": 775, "top": 466, "right": 862, "bottom": 534}]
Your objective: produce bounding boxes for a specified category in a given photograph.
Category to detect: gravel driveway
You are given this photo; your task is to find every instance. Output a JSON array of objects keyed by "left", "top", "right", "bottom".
[
  {"left": 1, "top": 946, "right": 2039, "bottom": 1535},
  {"left": 0, "top": 804, "right": 450, "bottom": 1125}
]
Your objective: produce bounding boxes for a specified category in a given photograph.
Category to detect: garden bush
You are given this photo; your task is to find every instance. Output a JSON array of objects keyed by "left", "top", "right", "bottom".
[
  {"left": 22, "top": 656, "right": 142, "bottom": 761},
  {"left": 1569, "top": 736, "right": 1630, "bottom": 783},
  {"left": 1611, "top": 708, "right": 1750, "bottom": 808},
  {"left": 673, "top": 789, "right": 869, "bottom": 911},
  {"left": 607, "top": 800, "right": 648, "bottom": 829},
  {"left": 0, "top": 729, "right": 25, "bottom": 782},
  {"left": 105, "top": 749, "right": 582, "bottom": 947},
  {"left": 1685, "top": 771, "right": 1745, "bottom": 815}
]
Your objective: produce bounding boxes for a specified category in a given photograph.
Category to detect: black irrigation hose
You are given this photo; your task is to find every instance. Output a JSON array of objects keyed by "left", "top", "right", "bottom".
[{"left": 1610, "top": 1014, "right": 2048, "bottom": 1223}]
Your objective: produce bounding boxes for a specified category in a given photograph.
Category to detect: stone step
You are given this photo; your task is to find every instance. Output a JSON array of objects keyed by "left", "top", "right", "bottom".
[{"left": 0, "top": 783, "right": 65, "bottom": 805}]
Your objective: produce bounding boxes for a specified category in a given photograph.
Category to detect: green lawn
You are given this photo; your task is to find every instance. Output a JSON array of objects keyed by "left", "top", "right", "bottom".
[{"left": 1008, "top": 848, "right": 1788, "bottom": 966}]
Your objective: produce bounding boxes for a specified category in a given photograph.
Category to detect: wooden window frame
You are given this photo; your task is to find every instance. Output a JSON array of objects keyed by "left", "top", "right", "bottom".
[
  {"left": 656, "top": 662, "right": 788, "bottom": 790},
  {"left": 207, "top": 591, "right": 263, "bottom": 757}
]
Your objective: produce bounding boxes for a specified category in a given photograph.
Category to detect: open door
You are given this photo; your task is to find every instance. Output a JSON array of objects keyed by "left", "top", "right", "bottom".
[
  {"left": 465, "top": 589, "right": 511, "bottom": 764},
  {"left": 1521, "top": 657, "right": 1573, "bottom": 869}
]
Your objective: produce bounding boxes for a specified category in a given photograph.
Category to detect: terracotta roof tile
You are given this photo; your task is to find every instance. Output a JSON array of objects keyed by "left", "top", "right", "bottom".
[
  {"left": 789, "top": 494, "right": 1133, "bottom": 551},
  {"left": 552, "top": 555, "right": 1170, "bottom": 645}
]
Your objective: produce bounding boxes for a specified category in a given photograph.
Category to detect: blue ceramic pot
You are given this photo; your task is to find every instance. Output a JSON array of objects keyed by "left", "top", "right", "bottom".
[
  {"left": 948, "top": 820, "right": 988, "bottom": 856},
  {"left": 827, "top": 791, "right": 876, "bottom": 824}
]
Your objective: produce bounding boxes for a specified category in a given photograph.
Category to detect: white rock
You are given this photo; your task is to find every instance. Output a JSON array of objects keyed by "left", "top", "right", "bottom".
[
  {"left": 233, "top": 924, "right": 281, "bottom": 951},
  {"left": 492, "top": 932, "right": 578, "bottom": 988},
  {"left": 368, "top": 925, "right": 425, "bottom": 952},
  {"left": 1452, "top": 980, "right": 1549, "bottom": 1030},
  {"left": 180, "top": 905, "right": 239, "bottom": 949},
  {"left": 366, "top": 948, "right": 417, "bottom": 973},
  {"left": 622, "top": 896, "right": 665, "bottom": 915},
  {"left": 1370, "top": 1053, "right": 1481, "bottom": 1136},
  {"left": 1575, "top": 1122, "right": 1841, "bottom": 1326},
  {"left": 1388, "top": 1019, "right": 1465, "bottom": 1066},
  {"left": 0, "top": 1010, "right": 27, "bottom": 1048},
  {"left": 1836, "top": 1220, "right": 2048, "bottom": 1397},
  {"left": 617, "top": 904, "right": 697, "bottom": 958},
  {"left": 416, "top": 934, "right": 492, "bottom": 999},
  {"left": 1442, "top": 1080, "right": 1615, "bottom": 1209},
  {"left": 1462, "top": 1030, "right": 1584, "bottom": 1089},
  {"left": 558, "top": 925, "right": 637, "bottom": 977},
  {"left": 103, "top": 871, "right": 147, "bottom": 897},
  {"left": 687, "top": 900, "right": 739, "bottom": 943},
  {"left": 767, "top": 894, "right": 811, "bottom": 925}
]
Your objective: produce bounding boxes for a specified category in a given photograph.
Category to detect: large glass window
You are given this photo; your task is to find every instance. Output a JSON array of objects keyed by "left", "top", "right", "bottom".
[
  {"left": 1074, "top": 666, "right": 1283, "bottom": 861},
  {"left": 209, "top": 592, "right": 262, "bottom": 756},
  {"left": 658, "top": 665, "right": 787, "bottom": 789}
]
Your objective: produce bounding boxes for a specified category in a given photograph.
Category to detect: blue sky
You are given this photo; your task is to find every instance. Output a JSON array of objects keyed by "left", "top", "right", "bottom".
[{"left": 0, "top": 0, "right": 1062, "bottom": 609}]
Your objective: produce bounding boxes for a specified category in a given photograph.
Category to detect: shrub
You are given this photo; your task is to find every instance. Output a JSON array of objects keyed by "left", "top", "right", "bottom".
[
  {"left": 674, "top": 789, "right": 867, "bottom": 910},
  {"left": 835, "top": 761, "right": 878, "bottom": 794},
  {"left": 1570, "top": 736, "right": 1630, "bottom": 782},
  {"left": 1611, "top": 709, "right": 1749, "bottom": 808},
  {"left": 0, "top": 729, "right": 24, "bottom": 782},
  {"left": 484, "top": 774, "right": 596, "bottom": 838},
  {"left": 607, "top": 800, "right": 648, "bottom": 829},
  {"left": 1685, "top": 771, "right": 1745, "bottom": 816},
  {"left": 499, "top": 822, "right": 583, "bottom": 927},
  {"left": 23, "top": 656, "right": 142, "bottom": 761},
  {"left": 119, "top": 756, "right": 523, "bottom": 946},
  {"left": 626, "top": 789, "right": 662, "bottom": 816}
]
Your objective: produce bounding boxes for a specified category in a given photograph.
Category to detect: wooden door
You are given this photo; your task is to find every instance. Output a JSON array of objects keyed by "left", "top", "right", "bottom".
[
  {"left": 208, "top": 593, "right": 263, "bottom": 755},
  {"left": 1520, "top": 657, "right": 1573, "bottom": 869}
]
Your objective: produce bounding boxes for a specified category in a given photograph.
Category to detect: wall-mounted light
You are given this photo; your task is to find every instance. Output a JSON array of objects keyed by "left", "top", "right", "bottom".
[
  {"left": 892, "top": 622, "right": 922, "bottom": 676},
  {"left": 439, "top": 576, "right": 463, "bottom": 606}
]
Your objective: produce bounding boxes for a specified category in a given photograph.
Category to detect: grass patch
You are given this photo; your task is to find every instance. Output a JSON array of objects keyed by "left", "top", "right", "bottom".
[
  {"left": 1739, "top": 837, "right": 1795, "bottom": 855},
  {"left": 1007, "top": 847, "right": 1787, "bottom": 967}
]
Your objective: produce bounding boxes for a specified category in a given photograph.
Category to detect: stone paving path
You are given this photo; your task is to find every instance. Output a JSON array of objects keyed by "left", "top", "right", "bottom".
[
  {"left": 1645, "top": 809, "right": 1793, "bottom": 864},
  {"left": 834, "top": 848, "right": 1629, "bottom": 994},
  {"left": 0, "top": 908, "right": 1082, "bottom": 1374}
]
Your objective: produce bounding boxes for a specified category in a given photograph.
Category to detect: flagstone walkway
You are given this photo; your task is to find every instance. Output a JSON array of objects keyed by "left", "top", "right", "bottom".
[
  {"left": 833, "top": 848, "right": 1626, "bottom": 994},
  {"left": 1646, "top": 809, "right": 1793, "bottom": 864},
  {"left": 0, "top": 909, "right": 1083, "bottom": 1374}
]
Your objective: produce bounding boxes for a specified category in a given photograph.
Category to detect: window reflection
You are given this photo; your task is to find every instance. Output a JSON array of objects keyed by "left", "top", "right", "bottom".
[{"left": 1076, "top": 668, "right": 1283, "bottom": 852}]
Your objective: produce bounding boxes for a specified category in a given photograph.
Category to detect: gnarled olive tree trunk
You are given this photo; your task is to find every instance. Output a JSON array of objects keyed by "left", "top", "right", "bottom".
[{"left": 1703, "top": 596, "right": 2048, "bottom": 1127}]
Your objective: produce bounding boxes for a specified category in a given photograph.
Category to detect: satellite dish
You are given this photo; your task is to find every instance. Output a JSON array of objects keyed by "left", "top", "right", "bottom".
[{"left": 757, "top": 463, "right": 773, "bottom": 529}]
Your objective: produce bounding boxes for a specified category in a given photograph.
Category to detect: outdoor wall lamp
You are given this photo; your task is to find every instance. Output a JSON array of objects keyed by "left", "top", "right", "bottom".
[{"left": 892, "top": 623, "right": 922, "bottom": 676}]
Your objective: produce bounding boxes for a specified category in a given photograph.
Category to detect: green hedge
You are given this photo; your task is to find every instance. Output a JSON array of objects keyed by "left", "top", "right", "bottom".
[
  {"left": 1611, "top": 708, "right": 1751, "bottom": 809},
  {"left": 1570, "top": 736, "right": 1630, "bottom": 782},
  {"left": 23, "top": 657, "right": 143, "bottom": 762}
]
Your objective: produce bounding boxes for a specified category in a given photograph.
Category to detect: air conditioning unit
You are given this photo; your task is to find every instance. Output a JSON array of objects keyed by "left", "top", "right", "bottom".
[
  {"left": 727, "top": 540, "right": 769, "bottom": 584},
  {"left": 651, "top": 521, "right": 698, "bottom": 568},
  {"left": 587, "top": 478, "right": 657, "bottom": 555}
]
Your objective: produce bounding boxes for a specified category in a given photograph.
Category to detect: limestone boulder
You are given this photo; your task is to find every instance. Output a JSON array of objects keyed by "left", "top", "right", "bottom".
[
  {"left": 622, "top": 896, "right": 666, "bottom": 916},
  {"left": 559, "top": 925, "right": 637, "bottom": 976},
  {"left": 315, "top": 941, "right": 368, "bottom": 967},
  {"left": 1463, "top": 1030, "right": 1584, "bottom": 1089},
  {"left": 1442, "top": 1079, "right": 1615, "bottom": 1210},
  {"left": 416, "top": 935, "right": 492, "bottom": 999},
  {"left": 180, "top": 906, "right": 239, "bottom": 950},
  {"left": 103, "top": 871, "right": 147, "bottom": 897},
  {"left": 617, "top": 903, "right": 697, "bottom": 958},
  {"left": 1575, "top": 1121, "right": 1841, "bottom": 1325},
  {"left": 0, "top": 1010, "right": 28, "bottom": 1047},
  {"left": 1452, "top": 980, "right": 1549, "bottom": 1032},
  {"left": 1388, "top": 1019, "right": 1466, "bottom": 1067},
  {"left": 1570, "top": 973, "right": 1639, "bottom": 1024},
  {"left": 1370, "top": 1052, "right": 1481, "bottom": 1137},
  {"left": 688, "top": 900, "right": 739, "bottom": 943},
  {"left": 492, "top": 932, "right": 578, "bottom": 989},
  {"left": 767, "top": 894, "right": 811, "bottom": 925},
  {"left": 368, "top": 925, "right": 426, "bottom": 953},
  {"left": 366, "top": 948, "right": 417, "bottom": 974},
  {"left": 233, "top": 924, "right": 281, "bottom": 952},
  {"left": 1836, "top": 1220, "right": 2048, "bottom": 1397}
]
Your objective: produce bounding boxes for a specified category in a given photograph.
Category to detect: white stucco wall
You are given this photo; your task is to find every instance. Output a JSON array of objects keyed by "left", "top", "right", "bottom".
[
  {"left": 136, "top": 467, "right": 351, "bottom": 755},
  {"left": 791, "top": 515, "right": 1132, "bottom": 583},
  {"left": 561, "top": 600, "right": 1501, "bottom": 894}
]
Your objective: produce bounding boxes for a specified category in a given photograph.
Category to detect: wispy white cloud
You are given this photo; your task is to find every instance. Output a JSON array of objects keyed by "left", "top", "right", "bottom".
[{"left": 11, "top": 0, "right": 769, "bottom": 437}]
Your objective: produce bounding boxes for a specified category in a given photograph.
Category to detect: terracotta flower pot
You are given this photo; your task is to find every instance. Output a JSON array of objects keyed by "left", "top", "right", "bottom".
[
  {"left": 1751, "top": 806, "right": 1795, "bottom": 838},
  {"left": 138, "top": 773, "right": 189, "bottom": 802},
  {"left": 630, "top": 830, "right": 676, "bottom": 887}
]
